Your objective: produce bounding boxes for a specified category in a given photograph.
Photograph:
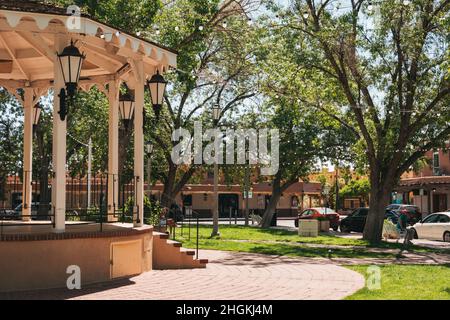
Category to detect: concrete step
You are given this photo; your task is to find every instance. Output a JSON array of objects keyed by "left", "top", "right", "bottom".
[
  {"left": 167, "top": 240, "right": 182, "bottom": 247},
  {"left": 153, "top": 231, "right": 208, "bottom": 270}
]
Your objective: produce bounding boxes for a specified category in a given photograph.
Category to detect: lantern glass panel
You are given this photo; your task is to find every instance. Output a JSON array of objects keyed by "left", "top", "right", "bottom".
[
  {"left": 119, "top": 100, "right": 135, "bottom": 120},
  {"left": 33, "top": 106, "right": 41, "bottom": 125}
]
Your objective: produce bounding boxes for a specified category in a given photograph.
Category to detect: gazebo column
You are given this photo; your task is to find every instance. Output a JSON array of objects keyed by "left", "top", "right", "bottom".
[
  {"left": 107, "top": 79, "right": 120, "bottom": 221},
  {"left": 21, "top": 88, "right": 34, "bottom": 221},
  {"left": 52, "top": 34, "right": 68, "bottom": 232},
  {"left": 133, "top": 59, "right": 145, "bottom": 227}
]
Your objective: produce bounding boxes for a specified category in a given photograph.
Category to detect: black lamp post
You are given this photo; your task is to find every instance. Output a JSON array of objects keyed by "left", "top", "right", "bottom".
[
  {"left": 57, "top": 40, "right": 85, "bottom": 121},
  {"left": 119, "top": 85, "right": 135, "bottom": 128},
  {"left": 147, "top": 70, "right": 167, "bottom": 119}
]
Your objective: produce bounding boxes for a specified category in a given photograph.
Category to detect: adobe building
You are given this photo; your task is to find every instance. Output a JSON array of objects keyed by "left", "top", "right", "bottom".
[{"left": 396, "top": 148, "right": 450, "bottom": 215}]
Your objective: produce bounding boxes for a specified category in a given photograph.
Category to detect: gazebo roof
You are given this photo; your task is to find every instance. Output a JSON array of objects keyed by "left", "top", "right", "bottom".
[{"left": 0, "top": 0, "right": 176, "bottom": 91}]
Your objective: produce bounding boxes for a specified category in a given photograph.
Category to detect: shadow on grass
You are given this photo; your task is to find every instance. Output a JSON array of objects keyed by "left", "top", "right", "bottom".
[{"left": 248, "top": 243, "right": 396, "bottom": 259}]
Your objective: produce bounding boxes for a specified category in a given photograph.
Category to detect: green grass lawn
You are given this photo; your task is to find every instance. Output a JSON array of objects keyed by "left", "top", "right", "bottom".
[
  {"left": 172, "top": 224, "right": 450, "bottom": 259},
  {"left": 345, "top": 265, "right": 450, "bottom": 300},
  {"left": 176, "top": 224, "right": 369, "bottom": 245},
  {"left": 172, "top": 224, "right": 421, "bottom": 259}
]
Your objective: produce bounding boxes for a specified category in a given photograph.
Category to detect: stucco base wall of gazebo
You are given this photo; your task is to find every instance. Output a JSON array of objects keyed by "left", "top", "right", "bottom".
[{"left": 0, "top": 225, "right": 153, "bottom": 292}]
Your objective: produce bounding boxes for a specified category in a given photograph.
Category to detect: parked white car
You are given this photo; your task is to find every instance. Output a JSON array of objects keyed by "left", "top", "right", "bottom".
[{"left": 410, "top": 212, "right": 450, "bottom": 242}]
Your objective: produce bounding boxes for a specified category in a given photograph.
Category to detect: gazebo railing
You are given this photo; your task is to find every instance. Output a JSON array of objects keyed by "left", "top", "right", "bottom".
[{"left": 0, "top": 172, "right": 141, "bottom": 238}]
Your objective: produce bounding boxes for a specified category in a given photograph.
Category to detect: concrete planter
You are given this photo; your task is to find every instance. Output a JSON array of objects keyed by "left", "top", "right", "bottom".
[
  {"left": 318, "top": 220, "right": 330, "bottom": 232},
  {"left": 298, "top": 220, "right": 319, "bottom": 237}
]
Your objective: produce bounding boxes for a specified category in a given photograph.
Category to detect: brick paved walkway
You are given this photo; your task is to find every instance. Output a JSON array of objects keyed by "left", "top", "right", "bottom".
[{"left": 0, "top": 250, "right": 365, "bottom": 300}]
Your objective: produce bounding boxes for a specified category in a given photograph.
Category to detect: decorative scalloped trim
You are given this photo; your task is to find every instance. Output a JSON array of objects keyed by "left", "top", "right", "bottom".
[{"left": 0, "top": 10, "right": 177, "bottom": 67}]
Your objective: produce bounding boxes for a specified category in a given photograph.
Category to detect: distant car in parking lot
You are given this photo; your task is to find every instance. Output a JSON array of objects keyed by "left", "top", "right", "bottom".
[
  {"left": 1, "top": 203, "right": 51, "bottom": 220},
  {"left": 294, "top": 207, "right": 340, "bottom": 231},
  {"left": 410, "top": 212, "right": 450, "bottom": 242},
  {"left": 339, "top": 207, "right": 399, "bottom": 233},
  {"left": 386, "top": 204, "right": 421, "bottom": 225}
]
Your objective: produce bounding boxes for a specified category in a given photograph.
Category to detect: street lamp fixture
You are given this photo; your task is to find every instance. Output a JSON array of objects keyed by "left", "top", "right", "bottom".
[
  {"left": 146, "top": 142, "right": 154, "bottom": 155},
  {"left": 147, "top": 70, "right": 167, "bottom": 120},
  {"left": 212, "top": 104, "right": 221, "bottom": 126},
  {"left": 57, "top": 40, "right": 85, "bottom": 121},
  {"left": 119, "top": 85, "right": 135, "bottom": 128},
  {"left": 32, "top": 104, "right": 42, "bottom": 131}
]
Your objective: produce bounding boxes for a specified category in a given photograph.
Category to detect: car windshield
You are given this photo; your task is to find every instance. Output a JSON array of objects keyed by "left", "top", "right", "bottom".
[
  {"left": 314, "top": 208, "right": 337, "bottom": 215},
  {"left": 386, "top": 204, "right": 400, "bottom": 210},
  {"left": 403, "top": 206, "right": 419, "bottom": 212}
]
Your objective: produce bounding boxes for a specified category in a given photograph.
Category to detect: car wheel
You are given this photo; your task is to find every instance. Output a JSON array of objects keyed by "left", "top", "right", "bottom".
[
  {"left": 411, "top": 228, "right": 418, "bottom": 239},
  {"left": 443, "top": 231, "right": 450, "bottom": 243},
  {"left": 340, "top": 224, "right": 350, "bottom": 233},
  {"left": 332, "top": 226, "right": 338, "bottom": 231}
]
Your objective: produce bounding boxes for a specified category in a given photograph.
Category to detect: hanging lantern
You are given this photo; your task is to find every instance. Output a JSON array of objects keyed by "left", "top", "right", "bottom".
[
  {"left": 212, "top": 104, "right": 221, "bottom": 125},
  {"left": 57, "top": 40, "right": 85, "bottom": 121},
  {"left": 146, "top": 142, "right": 154, "bottom": 155},
  {"left": 119, "top": 85, "right": 135, "bottom": 127},
  {"left": 147, "top": 70, "right": 167, "bottom": 119},
  {"left": 32, "top": 104, "right": 42, "bottom": 133}
]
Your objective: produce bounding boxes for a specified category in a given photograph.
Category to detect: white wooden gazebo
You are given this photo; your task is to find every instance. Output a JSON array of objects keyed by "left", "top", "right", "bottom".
[{"left": 0, "top": 1, "right": 177, "bottom": 231}]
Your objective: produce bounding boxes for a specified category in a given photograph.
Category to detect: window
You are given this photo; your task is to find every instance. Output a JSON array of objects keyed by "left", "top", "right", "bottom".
[
  {"left": 183, "top": 195, "right": 192, "bottom": 206},
  {"left": 433, "top": 152, "right": 440, "bottom": 175},
  {"left": 422, "top": 214, "right": 440, "bottom": 223},
  {"left": 356, "top": 208, "right": 369, "bottom": 216},
  {"left": 302, "top": 210, "right": 313, "bottom": 216},
  {"left": 437, "top": 215, "right": 450, "bottom": 223}
]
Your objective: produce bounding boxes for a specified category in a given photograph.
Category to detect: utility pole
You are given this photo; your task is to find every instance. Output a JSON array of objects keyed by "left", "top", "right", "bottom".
[
  {"left": 244, "top": 150, "right": 250, "bottom": 226},
  {"left": 87, "top": 137, "right": 92, "bottom": 208},
  {"left": 211, "top": 104, "right": 221, "bottom": 237},
  {"left": 146, "top": 143, "right": 153, "bottom": 198},
  {"left": 335, "top": 163, "right": 339, "bottom": 212}
]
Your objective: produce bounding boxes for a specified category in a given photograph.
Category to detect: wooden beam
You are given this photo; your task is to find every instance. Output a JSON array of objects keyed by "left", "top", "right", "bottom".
[
  {"left": 79, "top": 44, "right": 120, "bottom": 73},
  {"left": 2, "top": 86, "right": 23, "bottom": 103},
  {"left": 0, "top": 73, "right": 116, "bottom": 90},
  {"left": 15, "top": 31, "right": 55, "bottom": 63},
  {"left": 116, "top": 62, "right": 131, "bottom": 78},
  {"left": 0, "top": 33, "right": 29, "bottom": 79},
  {"left": 15, "top": 48, "right": 43, "bottom": 60},
  {"left": 81, "top": 41, "right": 127, "bottom": 65}
]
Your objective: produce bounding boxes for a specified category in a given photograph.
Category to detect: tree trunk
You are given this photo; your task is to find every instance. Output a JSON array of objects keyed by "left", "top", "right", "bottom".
[
  {"left": 260, "top": 189, "right": 281, "bottom": 228},
  {"left": 118, "top": 125, "right": 132, "bottom": 179},
  {"left": 161, "top": 163, "right": 176, "bottom": 208},
  {"left": 260, "top": 174, "right": 282, "bottom": 228},
  {"left": 38, "top": 166, "right": 49, "bottom": 219},
  {"left": 363, "top": 180, "right": 392, "bottom": 243},
  {"left": 36, "top": 125, "right": 50, "bottom": 219}
]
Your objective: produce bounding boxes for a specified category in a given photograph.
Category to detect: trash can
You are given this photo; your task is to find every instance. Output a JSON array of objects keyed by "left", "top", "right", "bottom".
[{"left": 270, "top": 211, "right": 277, "bottom": 226}]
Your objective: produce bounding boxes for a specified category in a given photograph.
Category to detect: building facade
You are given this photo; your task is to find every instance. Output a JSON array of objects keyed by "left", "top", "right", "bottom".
[{"left": 396, "top": 148, "right": 450, "bottom": 215}]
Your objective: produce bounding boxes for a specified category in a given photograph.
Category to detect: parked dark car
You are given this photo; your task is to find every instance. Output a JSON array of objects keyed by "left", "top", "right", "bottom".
[
  {"left": 386, "top": 204, "right": 421, "bottom": 225},
  {"left": 339, "top": 207, "right": 399, "bottom": 233},
  {"left": 294, "top": 207, "right": 340, "bottom": 231}
]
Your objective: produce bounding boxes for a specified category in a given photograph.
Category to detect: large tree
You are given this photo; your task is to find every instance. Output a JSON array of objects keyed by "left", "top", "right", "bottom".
[
  {"left": 253, "top": 14, "right": 355, "bottom": 227},
  {"left": 146, "top": 0, "right": 259, "bottom": 207},
  {"left": 276, "top": 0, "right": 450, "bottom": 242}
]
